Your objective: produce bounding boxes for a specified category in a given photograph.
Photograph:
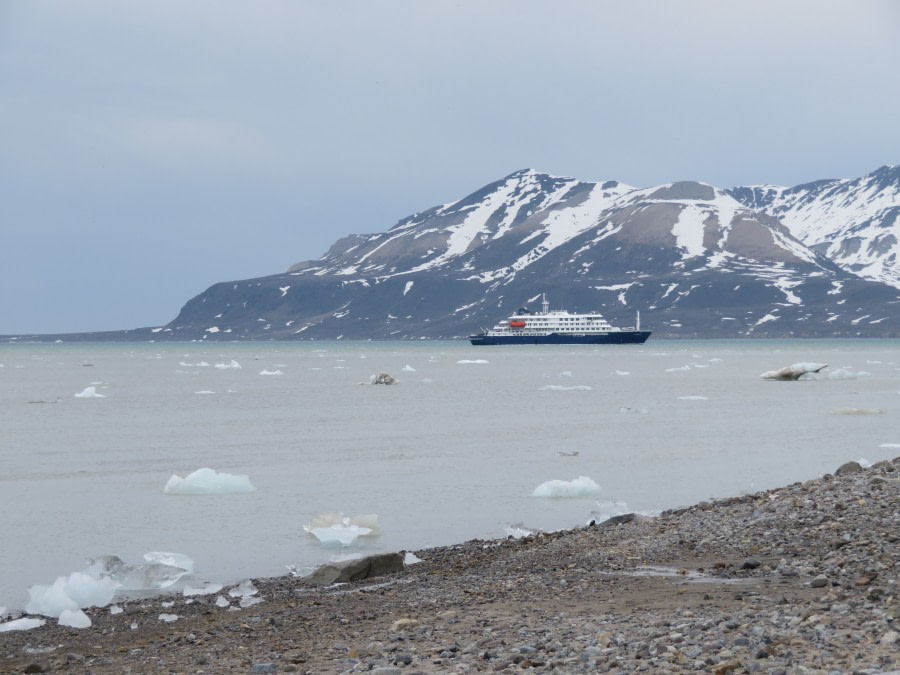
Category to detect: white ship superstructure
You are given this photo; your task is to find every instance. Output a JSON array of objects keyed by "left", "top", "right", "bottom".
[{"left": 469, "top": 294, "right": 650, "bottom": 345}]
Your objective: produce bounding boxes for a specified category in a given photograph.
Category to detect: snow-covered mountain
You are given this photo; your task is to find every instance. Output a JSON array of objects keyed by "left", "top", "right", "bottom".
[
  {"left": 728, "top": 165, "right": 900, "bottom": 287},
  {"left": 142, "top": 167, "right": 900, "bottom": 341}
]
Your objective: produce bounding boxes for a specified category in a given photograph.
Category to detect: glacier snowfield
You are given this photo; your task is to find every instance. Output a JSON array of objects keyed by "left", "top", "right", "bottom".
[{"left": 1, "top": 339, "right": 899, "bottom": 612}]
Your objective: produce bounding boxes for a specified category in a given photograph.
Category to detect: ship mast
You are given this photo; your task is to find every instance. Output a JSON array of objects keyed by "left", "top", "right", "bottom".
[
  {"left": 541, "top": 293, "right": 549, "bottom": 314},
  {"left": 636, "top": 310, "right": 641, "bottom": 331}
]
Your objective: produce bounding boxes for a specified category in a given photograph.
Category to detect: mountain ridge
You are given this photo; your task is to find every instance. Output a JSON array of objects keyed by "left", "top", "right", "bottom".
[{"left": 6, "top": 166, "right": 900, "bottom": 342}]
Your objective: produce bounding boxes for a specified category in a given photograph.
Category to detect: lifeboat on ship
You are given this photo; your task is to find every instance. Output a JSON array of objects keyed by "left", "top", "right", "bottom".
[{"left": 509, "top": 320, "right": 526, "bottom": 329}]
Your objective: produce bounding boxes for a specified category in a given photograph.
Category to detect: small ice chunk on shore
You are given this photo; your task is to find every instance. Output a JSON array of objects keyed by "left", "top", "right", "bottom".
[
  {"left": 74, "top": 386, "right": 105, "bottom": 398},
  {"left": 227, "top": 580, "right": 258, "bottom": 598},
  {"left": 0, "top": 617, "right": 46, "bottom": 632},
  {"left": 531, "top": 476, "right": 602, "bottom": 498},
  {"left": 158, "top": 613, "right": 179, "bottom": 622},
  {"left": 184, "top": 582, "right": 223, "bottom": 597},
  {"left": 404, "top": 552, "right": 422, "bottom": 564},
  {"left": 163, "top": 468, "right": 256, "bottom": 495},
  {"left": 59, "top": 608, "right": 91, "bottom": 628},
  {"left": 504, "top": 523, "right": 540, "bottom": 539}
]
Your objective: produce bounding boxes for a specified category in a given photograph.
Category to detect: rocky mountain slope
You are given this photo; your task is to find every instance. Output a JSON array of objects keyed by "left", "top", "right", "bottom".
[
  {"left": 10, "top": 166, "right": 900, "bottom": 342},
  {"left": 728, "top": 165, "right": 900, "bottom": 289},
  {"left": 146, "top": 168, "right": 900, "bottom": 341}
]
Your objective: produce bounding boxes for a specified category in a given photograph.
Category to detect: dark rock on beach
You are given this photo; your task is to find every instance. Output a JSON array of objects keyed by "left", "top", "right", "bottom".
[{"left": 1, "top": 457, "right": 898, "bottom": 673}]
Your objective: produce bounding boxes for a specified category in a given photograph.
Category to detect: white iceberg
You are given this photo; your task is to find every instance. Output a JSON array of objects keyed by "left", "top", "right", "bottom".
[
  {"left": 163, "top": 468, "right": 256, "bottom": 495},
  {"left": 402, "top": 364, "right": 416, "bottom": 372},
  {"left": 26, "top": 572, "right": 116, "bottom": 618},
  {"left": 540, "top": 385, "right": 592, "bottom": 391},
  {"left": 143, "top": 551, "right": 194, "bottom": 573},
  {"left": 677, "top": 395, "right": 708, "bottom": 401},
  {"left": 760, "top": 362, "right": 827, "bottom": 380},
  {"left": 214, "top": 360, "right": 242, "bottom": 369},
  {"left": 74, "top": 386, "right": 105, "bottom": 398},
  {"left": 83, "top": 554, "right": 190, "bottom": 591},
  {"left": 309, "top": 524, "right": 372, "bottom": 547},
  {"left": 304, "top": 512, "right": 380, "bottom": 547},
  {"left": 259, "top": 369, "right": 283, "bottom": 376},
  {"left": 531, "top": 476, "right": 602, "bottom": 498},
  {"left": 0, "top": 617, "right": 46, "bottom": 632}
]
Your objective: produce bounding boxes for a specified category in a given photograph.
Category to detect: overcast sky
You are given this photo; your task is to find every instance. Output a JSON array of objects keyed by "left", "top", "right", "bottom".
[{"left": 2, "top": 1, "right": 898, "bottom": 334}]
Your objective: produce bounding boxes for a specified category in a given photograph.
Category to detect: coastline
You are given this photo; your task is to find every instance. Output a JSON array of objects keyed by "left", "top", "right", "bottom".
[{"left": 1, "top": 457, "right": 897, "bottom": 674}]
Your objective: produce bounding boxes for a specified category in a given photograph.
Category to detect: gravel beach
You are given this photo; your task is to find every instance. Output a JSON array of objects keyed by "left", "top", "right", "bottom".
[{"left": 2, "top": 457, "right": 897, "bottom": 674}]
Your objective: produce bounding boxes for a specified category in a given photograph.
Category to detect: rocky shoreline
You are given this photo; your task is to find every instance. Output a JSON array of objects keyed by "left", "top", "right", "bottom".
[{"left": 2, "top": 458, "right": 897, "bottom": 674}]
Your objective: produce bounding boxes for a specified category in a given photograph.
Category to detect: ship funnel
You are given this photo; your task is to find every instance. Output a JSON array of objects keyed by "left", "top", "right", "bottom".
[{"left": 542, "top": 293, "right": 549, "bottom": 314}]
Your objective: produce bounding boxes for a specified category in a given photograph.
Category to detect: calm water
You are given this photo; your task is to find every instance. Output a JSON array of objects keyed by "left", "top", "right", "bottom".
[{"left": 1, "top": 339, "right": 898, "bottom": 611}]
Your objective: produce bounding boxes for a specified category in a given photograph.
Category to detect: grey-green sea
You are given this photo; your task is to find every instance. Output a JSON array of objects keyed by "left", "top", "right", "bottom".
[{"left": 1, "top": 339, "right": 898, "bottom": 611}]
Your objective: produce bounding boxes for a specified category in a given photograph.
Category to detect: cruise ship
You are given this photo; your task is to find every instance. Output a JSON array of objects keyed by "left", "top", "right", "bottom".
[{"left": 468, "top": 294, "right": 651, "bottom": 345}]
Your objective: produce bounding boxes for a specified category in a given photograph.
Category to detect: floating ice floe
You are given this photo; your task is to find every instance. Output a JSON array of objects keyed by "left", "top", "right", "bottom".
[
  {"left": 143, "top": 551, "right": 194, "bottom": 573},
  {"left": 879, "top": 443, "right": 900, "bottom": 448},
  {"left": 827, "top": 368, "right": 870, "bottom": 380},
  {"left": 829, "top": 408, "right": 885, "bottom": 415},
  {"left": 540, "top": 385, "right": 592, "bottom": 391},
  {"left": 305, "top": 512, "right": 381, "bottom": 547},
  {"left": 531, "top": 476, "right": 602, "bottom": 498},
  {"left": 194, "top": 390, "right": 215, "bottom": 395},
  {"left": 619, "top": 406, "right": 648, "bottom": 414},
  {"left": 760, "top": 362, "right": 827, "bottom": 380},
  {"left": 163, "top": 467, "right": 256, "bottom": 495},
  {"left": 259, "top": 369, "right": 283, "bottom": 375},
  {"left": 74, "top": 386, "right": 105, "bottom": 398},
  {"left": 402, "top": 364, "right": 416, "bottom": 372},
  {"left": 665, "top": 365, "right": 691, "bottom": 373},
  {"left": 83, "top": 553, "right": 192, "bottom": 591},
  {"left": 0, "top": 617, "right": 46, "bottom": 632},
  {"left": 214, "top": 360, "right": 241, "bottom": 369},
  {"left": 555, "top": 450, "right": 579, "bottom": 457},
  {"left": 677, "top": 395, "right": 708, "bottom": 401},
  {"left": 456, "top": 359, "right": 488, "bottom": 364},
  {"left": 614, "top": 370, "right": 630, "bottom": 376}
]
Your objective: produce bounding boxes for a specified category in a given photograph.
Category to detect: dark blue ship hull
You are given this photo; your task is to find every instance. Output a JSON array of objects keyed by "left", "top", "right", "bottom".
[{"left": 468, "top": 331, "right": 651, "bottom": 346}]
